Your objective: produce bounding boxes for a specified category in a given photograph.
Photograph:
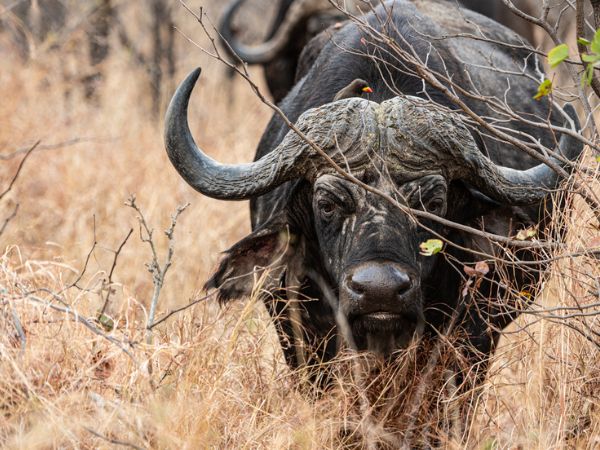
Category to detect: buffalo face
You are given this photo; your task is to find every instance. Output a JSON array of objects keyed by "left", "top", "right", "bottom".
[{"left": 312, "top": 172, "right": 450, "bottom": 353}]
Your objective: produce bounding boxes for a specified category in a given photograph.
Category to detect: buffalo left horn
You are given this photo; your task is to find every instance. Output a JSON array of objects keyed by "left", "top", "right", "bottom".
[
  {"left": 461, "top": 106, "right": 582, "bottom": 205},
  {"left": 385, "top": 97, "right": 582, "bottom": 206},
  {"left": 165, "top": 69, "right": 379, "bottom": 200}
]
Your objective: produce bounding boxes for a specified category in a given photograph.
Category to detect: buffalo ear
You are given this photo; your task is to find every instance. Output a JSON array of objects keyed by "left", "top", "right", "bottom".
[{"left": 204, "top": 223, "right": 301, "bottom": 303}]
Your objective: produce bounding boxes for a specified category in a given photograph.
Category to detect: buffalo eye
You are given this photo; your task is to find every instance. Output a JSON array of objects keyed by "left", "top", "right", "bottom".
[
  {"left": 424, "top": 196, "right": 446, "bottom": 216},
  {"left": 403, "top": 175, "right": 448, "bottom": 217},
  {"left": 317, "top": 199, "right": 338, "bottom": 220}
]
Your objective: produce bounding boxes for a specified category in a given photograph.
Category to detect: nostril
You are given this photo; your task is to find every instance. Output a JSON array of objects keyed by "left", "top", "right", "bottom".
[
  {"left": 348, "top": 277, "right": 366, "bottom": 295},
  {"left": 392, "top": 269, "right": 412, "bottom": 296},
  {"left": 395, "top": 279, "right": 411, "bottom": 296}
]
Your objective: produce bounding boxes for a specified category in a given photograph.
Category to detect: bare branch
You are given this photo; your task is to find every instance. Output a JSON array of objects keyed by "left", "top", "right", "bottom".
[
  {"left": 0, "top": 202, "right": 19, "bottom": 237},
  {"left": 148, "top": 291, "right": 216, "bottom": 330},
  {"left": 0, "top": 140, "right": 40, "bottom": 201},
  {"left": 98, "top": 228, "right": 134, "bottom": 317},
  {"left": 0, "top": 137, "right": 117, "bottom": 160},
  {"left": 125, "top": 195, "right": 189, "bottom": 344},
  {"left": 21, "top": 294, "right": 137, "bottom": 362}
]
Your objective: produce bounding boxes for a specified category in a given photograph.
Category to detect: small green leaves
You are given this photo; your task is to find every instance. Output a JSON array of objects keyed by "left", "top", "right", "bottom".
[
  {"left": 596, "top": 155, "right": 600, "bottom": 163},
  {"left": 534, "top": 79, "right": 553, "bottom": 100},
  {"left": 98, "top": 313, "right": 115, "bottom": 331},
  {"left": 582, "top": 53, "right": 600, "bottom": 63},
  {"left": 552, "top": 31, "right": 600, "bottom": 87},
  {"left": 548, "top": 44, "right": 570, "bottom": 68},
  {"left": 419, "top": 239, "right": 443, "bottom": 256},
  {"left": 583, "top": 64, "right": 596, "bottom": 87},
  {"left": 590, "top": 29, "right": 600, "bottom": 55},
  {"left": 579, "top": 30, "right": 600, "bottom": 86}
]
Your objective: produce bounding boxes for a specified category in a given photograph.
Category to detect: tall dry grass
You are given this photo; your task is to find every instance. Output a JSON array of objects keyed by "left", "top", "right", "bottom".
[{"left": 0, "top": 2, "right": 599, "bottom": 449}]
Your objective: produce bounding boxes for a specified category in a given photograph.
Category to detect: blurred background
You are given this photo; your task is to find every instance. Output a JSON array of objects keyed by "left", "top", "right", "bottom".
[{"left": 0, "top": 0, "right": 278, "bottom": 310}]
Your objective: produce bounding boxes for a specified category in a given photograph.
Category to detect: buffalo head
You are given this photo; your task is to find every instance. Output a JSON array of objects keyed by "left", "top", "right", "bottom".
[{"left": 165, "top": 68, "right": 580, "bottom": 355}]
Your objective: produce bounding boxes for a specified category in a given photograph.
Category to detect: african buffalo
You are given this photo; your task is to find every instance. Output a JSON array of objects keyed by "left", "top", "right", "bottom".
[
  {"left": 219, "top": 0, "right": 538, "bottom": 103},
  {"left": 167, "top": 0, "right": 581, "bottom": 386}
]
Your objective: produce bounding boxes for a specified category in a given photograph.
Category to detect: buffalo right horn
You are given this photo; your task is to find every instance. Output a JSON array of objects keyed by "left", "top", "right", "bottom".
[
  {"left": 165, "top": 69, "right": 382, "bottom": 200},
  {"left": 164, "top": 68, "right": 310, "bottom": 200}
]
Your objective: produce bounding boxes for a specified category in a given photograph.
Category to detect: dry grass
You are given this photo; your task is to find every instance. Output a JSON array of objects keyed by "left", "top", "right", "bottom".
[{"left": 0, "top": 3, "right": 599, "bottom": 449}]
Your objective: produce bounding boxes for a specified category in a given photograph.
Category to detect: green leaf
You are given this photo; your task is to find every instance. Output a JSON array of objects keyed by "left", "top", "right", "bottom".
[
  {"left": 583, "top": 64, "right": 595, "bottom": 86},
  {"left": 578, "top": 37, "right": 591, "bottom": 46},
  {"left": 581, "top": 53, "right": 600, "bottom": 63},
  {"left": 590, "top": 29, "right": 600, "bottom": 55},
  {"left": 596, "top": 155, "right": 600, "bottom": 162},
  {"left": 419, "top": 239, "right": 444, "bottom": 256},
  {"left": 533, "top": 79, "right": 552, "bottom": 100},
  {"left": 548, "top": 43, "right": 570, "bottom": 68},
  {"left": 98, "top": 314, "right": 115, "bottom": 331}
]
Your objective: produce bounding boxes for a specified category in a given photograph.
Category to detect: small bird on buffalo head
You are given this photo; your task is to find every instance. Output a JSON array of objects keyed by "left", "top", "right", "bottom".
[{"left": 333, "top": 78, "right": 373, "bottom": 101}]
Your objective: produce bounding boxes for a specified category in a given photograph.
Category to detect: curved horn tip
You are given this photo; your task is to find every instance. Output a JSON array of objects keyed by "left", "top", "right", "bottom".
[
  {"left": 179, "top": 67, "right": 202, "bottom": 98},
  {"left": 164, "top": 67, "right": 202, "bottom": 136}
]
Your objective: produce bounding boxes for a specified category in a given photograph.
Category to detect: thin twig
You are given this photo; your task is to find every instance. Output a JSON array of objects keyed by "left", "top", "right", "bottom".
[
  {"left": 98, "top": 228, "right": 134, "bottom": 317},
  {"left": 9, "top": 300, "right": 26, "bottom": 352},
  {"left": 0, "top": 137, "right": 117, "bottom": 160},
  {"left": 0, "top": 202, "right": 19, "bottom": 237},
  {"left": 0, "top": 140, "right": 40, "bottom": 201},
  {"left": 22, "top": 294, "right": 137, "bottom": 362},
  {"left": 149, "top": 291, "right": 216, "bottom": 330}
]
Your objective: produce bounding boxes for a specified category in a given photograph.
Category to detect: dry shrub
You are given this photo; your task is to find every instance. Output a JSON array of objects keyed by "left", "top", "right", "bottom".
[
  {"left": 0, "top": 3, "right": 599, "bottom": 449},
  {"left": 471, "top": 157, "right": 600, "bottom": 449}
]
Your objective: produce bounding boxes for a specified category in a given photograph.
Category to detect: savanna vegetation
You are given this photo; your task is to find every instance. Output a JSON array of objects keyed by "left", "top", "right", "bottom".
[{"left": 0, "top": 1, "right": 599, "bottom": 448}]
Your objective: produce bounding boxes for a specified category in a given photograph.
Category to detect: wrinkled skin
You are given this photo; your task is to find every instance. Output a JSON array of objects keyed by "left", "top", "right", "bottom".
[{"left": 168, "top": 0, "right": 580, "bottom": 388}]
